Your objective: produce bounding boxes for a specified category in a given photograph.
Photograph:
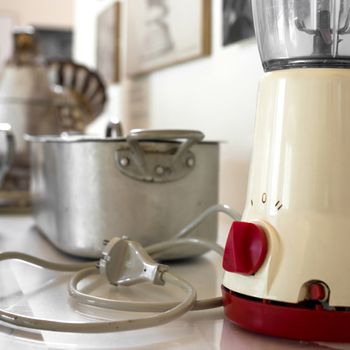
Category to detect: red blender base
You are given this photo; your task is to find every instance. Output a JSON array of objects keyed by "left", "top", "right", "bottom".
[{"left": 222, "top": 286, "right": 350, "bottom": 342}]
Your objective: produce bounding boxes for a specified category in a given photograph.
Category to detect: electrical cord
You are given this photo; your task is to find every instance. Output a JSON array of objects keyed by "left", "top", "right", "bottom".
[
  {"left": 0, "top": 204, "right": 239, "bottom": 333},
  {"left": 68, "top": 237, "right": 224, "bottom": 313},
  {"left": 146, "top": 237, "right": 224, "bottom": 259},
  {"left": 174, "top": 204, "right": 241, "bottom": 240},
  {"left": 0, "top": 271, "right": 196, "bottom": 333},
  {"left": 69, "top": 266, "right": 221, "bottom": 313},
  {"left": 0, "top": 251, "right": 96, "bottom": 271}
]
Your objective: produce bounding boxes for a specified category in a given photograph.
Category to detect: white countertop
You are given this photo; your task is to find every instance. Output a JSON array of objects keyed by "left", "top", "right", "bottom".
[{"left": 0, "top": 214, "right": 347, "bottom": 350}]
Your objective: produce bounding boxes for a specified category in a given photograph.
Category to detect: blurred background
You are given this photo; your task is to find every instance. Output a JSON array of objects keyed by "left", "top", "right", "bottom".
[{"left": 0, "top": 0, "right": 263, "bottom": 213}]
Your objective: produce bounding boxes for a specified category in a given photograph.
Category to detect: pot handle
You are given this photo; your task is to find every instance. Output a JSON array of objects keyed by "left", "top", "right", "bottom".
[
  {"left": 0, "top": 123, "right": 15, "bottom": 187},
  {"left": 126, "top": 129, "right": 204, "bottom": 172}
]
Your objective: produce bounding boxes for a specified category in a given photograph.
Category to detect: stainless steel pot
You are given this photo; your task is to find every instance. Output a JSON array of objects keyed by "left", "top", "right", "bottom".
[{"left": 28, "top": 129, "right": 219, "bottom": 260}]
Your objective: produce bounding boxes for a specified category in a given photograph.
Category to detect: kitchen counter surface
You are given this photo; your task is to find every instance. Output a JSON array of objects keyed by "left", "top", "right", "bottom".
[{"left": 0, "top": 214, "right": 347, "bottom": 350}]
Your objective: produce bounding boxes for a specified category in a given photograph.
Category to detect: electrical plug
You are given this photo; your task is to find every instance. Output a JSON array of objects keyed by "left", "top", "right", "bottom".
[{"left": 99, "top": 237, "right": 169, "bottom": 286}]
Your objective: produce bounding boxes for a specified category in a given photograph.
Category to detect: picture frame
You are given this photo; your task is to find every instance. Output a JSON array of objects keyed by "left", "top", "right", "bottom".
[
  {"left": 96, "top": 2, "right": 121, "bottom": 84},
  {"left": 126, "top": 0, "right": 211, "bottom": 76},
  {"left": 35, "top": 27, "right": 73, "bottom": 60},
  {"left": 222, "top": 0, "right": 255, "bottom": 46}
]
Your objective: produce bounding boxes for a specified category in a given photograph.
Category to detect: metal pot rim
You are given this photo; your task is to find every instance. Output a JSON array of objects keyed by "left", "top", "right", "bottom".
[{"left": 24, "top": 134, "right": 220, "bottom": 145}]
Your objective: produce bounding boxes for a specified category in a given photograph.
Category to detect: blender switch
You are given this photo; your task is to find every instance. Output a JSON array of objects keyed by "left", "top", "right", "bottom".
[{"left": 223, "top": 221, "right": 268, "bottom": 275}]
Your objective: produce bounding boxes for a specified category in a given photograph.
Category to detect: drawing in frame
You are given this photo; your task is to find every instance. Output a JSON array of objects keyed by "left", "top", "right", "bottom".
[
  {"left": 96, "top": 2, "right": 121, "bottom": 84},
  {"left": 35, "top": 27, "right": 73, "bottom": 60},
  {"left": 126, "top": 0, "right": 211, "bottom": 76},
  {"left": 223, "top": 0, "right": 255, "bottom": 46}
]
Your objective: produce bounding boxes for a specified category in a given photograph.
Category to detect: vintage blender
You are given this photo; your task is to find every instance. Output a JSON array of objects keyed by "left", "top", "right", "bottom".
[{"left": 222, "top": 0, "right": 350, "bottom": 342}]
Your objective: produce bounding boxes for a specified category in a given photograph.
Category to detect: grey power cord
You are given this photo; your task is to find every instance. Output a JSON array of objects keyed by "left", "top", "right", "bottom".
[
  {"left": 0, "top": 240, "right": 196, "bottom": 333},
  {"left": 0, "top": 252, "right": 96, "bottom": 271},
  {"left": 68, "top": 237, "right": 224, "bottom": 313},
  {"left": 0, "top": 204, "right": 239, "bottom": 333},
  {"left": 174, "top": 204, "right": 241, "bottom": 240}
]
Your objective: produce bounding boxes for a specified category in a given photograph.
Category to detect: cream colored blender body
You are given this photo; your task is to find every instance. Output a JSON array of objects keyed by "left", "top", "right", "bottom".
[{"left": 222, "top": 0, "right": 350, "bottom": 342}]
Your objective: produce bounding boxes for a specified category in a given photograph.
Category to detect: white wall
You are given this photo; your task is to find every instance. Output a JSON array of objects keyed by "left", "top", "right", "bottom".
[
  {"left": 0, "top": 0, "right": 73, "bottom": 68},
  {"left": 74, "top": 0, "right": 264, "bottom": 213},
  {"left": 0, "top": 0, "right": 73, "bottom": 28}
]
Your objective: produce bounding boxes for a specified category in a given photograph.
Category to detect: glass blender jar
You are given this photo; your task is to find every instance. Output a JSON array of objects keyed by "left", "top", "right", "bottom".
[
  {"left": 254, "top": 0, "right": 350, "bottom": 70},
  {"left": 222, "top": 0, "right": 350, "bottom": 342}
]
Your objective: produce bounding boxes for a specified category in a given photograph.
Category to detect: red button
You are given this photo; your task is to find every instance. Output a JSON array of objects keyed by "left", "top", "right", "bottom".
[
  {"left": 223, "top": 221, "right": 268, "bottom": 275},
  {"left": 309, "top": 283, "right": 326, "bottom": 301}
]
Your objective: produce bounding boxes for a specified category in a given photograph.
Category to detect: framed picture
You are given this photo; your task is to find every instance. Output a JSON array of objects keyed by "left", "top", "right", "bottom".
[
  {"left": 126, "top": 0, "right": 211, "bottom": 76},
  {"left": 223, "top": 0, "right": 255, "bottom": 46},
  {"left": 35, "top": 27, "right": 73, "bottom": 60},
  {"left": 96, "top": 2, "right": 121, "bottom": 84}
]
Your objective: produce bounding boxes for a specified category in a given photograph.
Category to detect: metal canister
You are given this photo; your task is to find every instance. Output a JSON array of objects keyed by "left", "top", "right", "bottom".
[{"left": 0, "top": 28, "right": 58, "bottom": 208}]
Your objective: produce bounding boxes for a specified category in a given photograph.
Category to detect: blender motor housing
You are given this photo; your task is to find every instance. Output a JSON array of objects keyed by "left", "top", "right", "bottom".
[{"left": 222, "top": 0, "right": 350, "bottom": 342}]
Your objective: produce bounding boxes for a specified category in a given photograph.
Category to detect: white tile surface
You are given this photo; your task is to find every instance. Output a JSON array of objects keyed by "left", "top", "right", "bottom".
[{"left": 0, "top": 214, "right": 346, "bottom": 349}]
